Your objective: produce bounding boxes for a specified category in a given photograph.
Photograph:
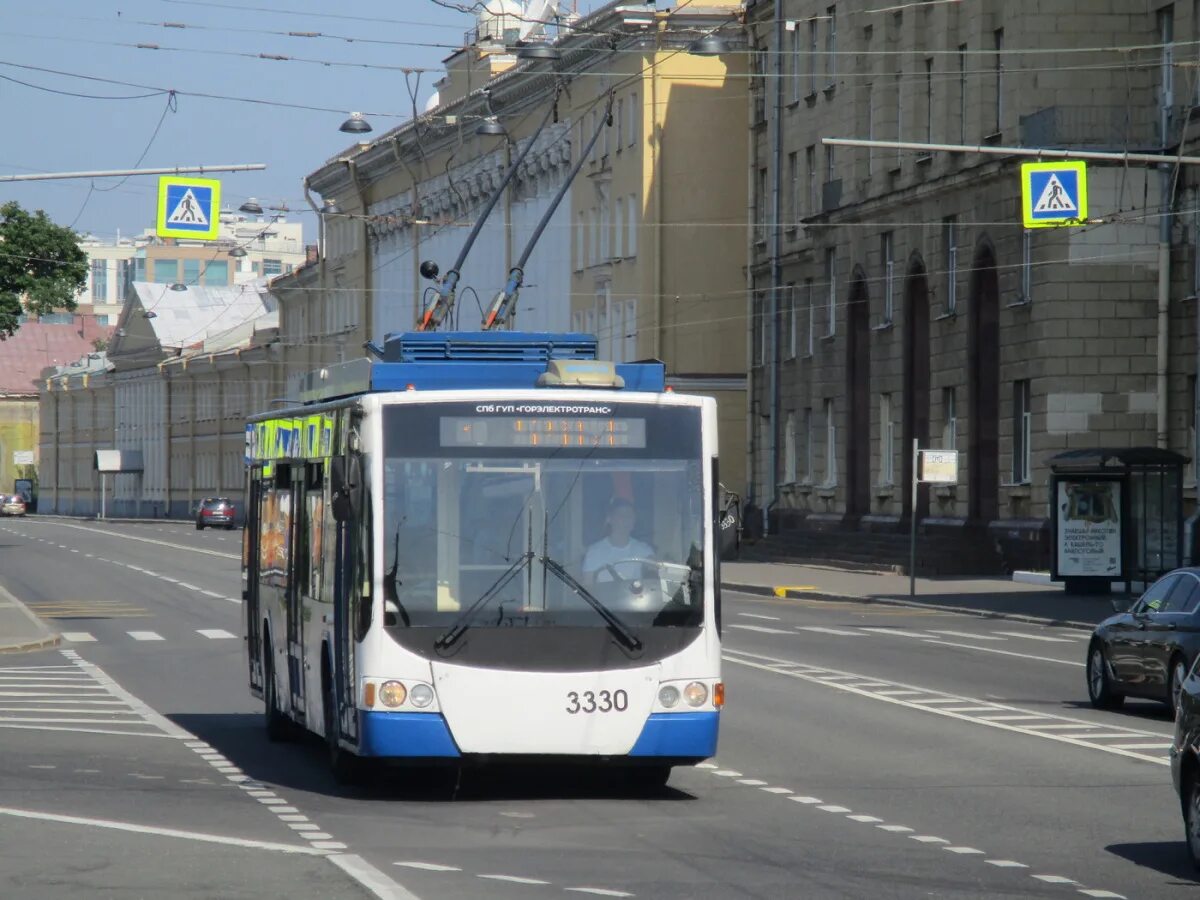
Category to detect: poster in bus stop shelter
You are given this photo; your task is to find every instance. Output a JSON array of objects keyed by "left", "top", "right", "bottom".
[{"left": 1056, "top": 479, "right": 1122, "bottom": 577}]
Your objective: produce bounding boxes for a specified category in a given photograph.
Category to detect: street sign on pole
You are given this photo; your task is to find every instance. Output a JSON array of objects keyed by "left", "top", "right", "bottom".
[
  {"left": 909, "top": 447, "right": 962, "bottom": 596},
  {"left": 1021, "top": 160, "right": 1088, "bottom": 229},
  {"left": 156, "top": 176, "right": 220, "bottom": 241}
]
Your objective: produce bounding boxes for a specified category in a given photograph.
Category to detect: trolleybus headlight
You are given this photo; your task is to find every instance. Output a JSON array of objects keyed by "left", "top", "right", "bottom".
[
  {"left": 410, "top": 684, "right": 435, "bottom": 708},
  {"left": 684, "top": 682, "right": 708, "bottom": 707},
  {"left": 658, "top": 685, "right": 680, "bottom": 708},
  {"left": 379, "top": 680, "right": 408, "bottom": 708}
]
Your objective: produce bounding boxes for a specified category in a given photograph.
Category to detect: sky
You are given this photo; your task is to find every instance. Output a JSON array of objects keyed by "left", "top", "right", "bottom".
[{"left": 0, "top": 1, "right": 608, "bottom": 244}]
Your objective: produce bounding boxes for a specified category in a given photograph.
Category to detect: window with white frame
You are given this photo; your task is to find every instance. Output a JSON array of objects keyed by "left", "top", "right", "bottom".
[
  {"left": 589, "top": 110, "right": 598, "bottom": 162},
  {"left": 808, "top": 18, "right": 819, "bottom": 94},
  {"left": 881, "top": 231, "right": 894, "bottom": 323},
  {"left": 824, "top": 248, "right": 837, "bottom": 336},
  {"left": 942, "top": 387, "right": 957, "bottom": 449},
  {"left": 806, "top": 145, "right": 817, "bottom": 216},
  {"left": 1012, "top": 379, "right": 1032, "bottom": 483},
  {"left": 596, "top": 283, "right": 612, "bottom": 358},
  {"left": 879, "top": 393, "right": 895, "bottom": 484},
  {"left": 958, "top": 44, "right": 967, "bottom": 145},
  {"left": 825, "top": 6, "right": 836, "bottom": 87},
  {"left": 803, "top": 407, "right": 813, "bottom": 482},
  {"left": 622, "top": 299, "right": 637, "bottom": 362},
  {"left": 993, "top": 28, "right": 1004, "bottom": 136},
  {"left": 576, "top": 212, "right": 585, "bottom": 270},
  {"left": 865, "top": 81, "right": 875, "bottom": 175},
  {"left": 1020, "top": 229, "right": 1033, "bottom": 301},
  {"left": 784, "top": 412, "right": 797, "bottom": 483},
  {"left": 1160, "top": 7, "right": 1175, "bottom": 138},
  {"left": 805, "top": 277, "right": 815, "bottom": 356},
  {"left": 591, "top": 208, "right": 601, "bottom": 265},
  {"left": 627, "top": 194, "right": 638, "bottom": 257},
  {"left": 628, "top": 92, "right": 638, "bottom": 147},
  {"left": 790, "top": 24, "right": 802, "bottom": 102},
  {"left": 944, "top": 216, "right": 958, "bottom": 313},
  {"left": 924, "top": 57, "right": 934, "bottom": 143},
  {"left": 823, "top": 398, "right": 837, "bottom": 485},
  {"left": 616, "top": 97, "right": 624, "bottom": 149},
  {"left": 782, "top": 283, "right": 796, "bottom": 360},
  {"left": 599, "top": 197, "right": 610, "bottom": 261},
  {"left": 894, "top": 70, "right": 903, "bottom": 167},
  {"left": 614, "top": 197, "right": 624, "bottom": 258}
]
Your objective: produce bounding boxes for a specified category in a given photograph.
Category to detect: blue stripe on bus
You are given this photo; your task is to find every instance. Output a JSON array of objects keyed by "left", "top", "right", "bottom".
[
  {"left": 358, "top": 711, "right": 462, "bottom": 758},
  {"left": 628, "top": 712, "right": 719, "bottom": 758}
]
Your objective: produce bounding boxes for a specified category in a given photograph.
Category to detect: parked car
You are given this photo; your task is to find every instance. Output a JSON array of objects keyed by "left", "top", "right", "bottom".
[
  {"left": 1087, "top": 568, "right": 1200, "bottom": 716},
  {"left": 0, "top": 494, "right": 26, "bottom": 517},
  {"left": 1170, "top": 655, "right": 1200, "bottom": 869},
  {"left": 195, "top": 497, "right": 236, "bottom": 530}
]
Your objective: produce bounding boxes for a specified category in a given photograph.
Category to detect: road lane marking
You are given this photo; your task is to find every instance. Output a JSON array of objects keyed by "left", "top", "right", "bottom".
[
  {"left": 737, "top": 613, "right": 781, "bottom": 621},
  {"left": 940, "top": 706, "right": 1003, "bottom": 713},
  {"left": 394, "top": 862, "right": 462, "bottom": 872},
  {"left": 728, "top": 624, "right": 793, "bottom": 635},
  {"left": 15, "top": 520, "right": 241, "bottom": 560},
  {"left": 1108, "top": 742, "right": 1172, "bottom": 750},
  {"left": 986, "top": 860, "right": 1028, "bottom": 868},
  {"left": 922, "top": 639, "right": 1082, "bottom": 667},
  {"left": 909, "top": 836, "right": 949, "bottom": 844},
  {"left": 818, "top": 805, "right": 851, "bottom": 813},
  {"left": 847, "top": 815, "right": 883, "bottom": 823},
  {"left": 479, "top": 875, "right": 551, "bottom": 885},
  {"left": 877, "top": 825, "right": 913, "bottom": 832},
  {"left": 60, "top": 633, "right": 97, "bottom": 642},
  {"left": 723, "top": 648, "right": 1173, "bottom": 766},
  {"left": 944, "top": 847, "right": 984, "bottom": 854},
  {"left": 993, "top": 631, "right": 1077, "bottom": 643},
  {"left": 1077, "top": 891, "right": 1126, "bottom": 899},
  {"left": 0, "top": 805, "right": 328, "bottom": 855},
  {"left": 198, "top": 629, "right": 237, "bottom": 640},
  {"left": 127, "top": 631, "right": 165, "bottom": 642},
  {"left": 565, "top": 889, "right": 634, "bottom": 898},
  {"left": 797, "top": 626, "right": 863, "bottom": 636},
  {"left": 1032, "top": 875, "right": 1077, "bottom": 884},
  {"left": 860, "top": 628, "right": 937, "bottom": 639},
  {"left": 929, "top": 630, "right": 1006, "bottom": 641}
]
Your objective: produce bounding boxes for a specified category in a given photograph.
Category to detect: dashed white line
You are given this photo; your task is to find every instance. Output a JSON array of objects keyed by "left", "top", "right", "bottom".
[
  {"left": 921, "top": 639, "right": 1083, "bottom": 667},
  {"left": 728, "top": 624, "right": 793, "bottom": 635},
  {"left": 565, "top": 889, "right": 634, "bottom": 898},
  {"left": 1032, "top": 874, "right": 1077, "bottom": 884},
  {"left": 60, "top": 633, "right": 97, "bottom": 643},
  {"left": 944, "top": 846, "right": 984, "bottom": 855},
  {"left": 986, "top": 860, "right": 1028, "bottom": 868},
  {"left": 478, "top": 874, "right": 551, "bottom": 885},
  {"left": 737, "top": 613, "right": 781, "bottom": 621},
  {"left": 796, "top": 626, "right": 864, "bottom": 637},
  {"left": 127, "top": 631, "right": 164, "bottom": 642},
  {"left": 847, "top": 815, "right": 883, "bottom": 823},
  {"left": 818, "top": 805, "right": 851, "bottom": 813},
  {"left": 197, "top": 629, "right": 237, "bottom": 640},
  {"left": 877, "top": 825, "right": 914, "bottom": 833},
  {"left": 909, "top": 835, "right": 950, "bottom": 844},
  {"left": 394, "top": 862, "right": 463, "bottom": 872},
  {"left": 993, "top": 630, "right": 1077, "bottom": 643},
  {"left": 1077, "top": 891, "right": 1126, "bottom": 899}
]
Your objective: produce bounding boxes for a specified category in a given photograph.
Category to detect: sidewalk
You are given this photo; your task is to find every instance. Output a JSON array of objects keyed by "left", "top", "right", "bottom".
[
  {"left": 0, "top": 581, "right": 59, "bottom": 653},
  {"left": 722, "top": 561, "right": 1127, "bottom": 629}
]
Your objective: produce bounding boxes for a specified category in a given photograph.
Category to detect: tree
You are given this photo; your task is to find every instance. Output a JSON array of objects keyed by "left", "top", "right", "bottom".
[{"left": 0, "top": 201, "right": 88, "bottom": 339}]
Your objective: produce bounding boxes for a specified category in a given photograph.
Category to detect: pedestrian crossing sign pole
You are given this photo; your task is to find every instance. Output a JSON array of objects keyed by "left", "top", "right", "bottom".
[
  {"left": 1021, "top": 160, "right": 1087, "bottom": 229},
  {"left": 156, "top": 175, "right": 220, "bottom": 240}
]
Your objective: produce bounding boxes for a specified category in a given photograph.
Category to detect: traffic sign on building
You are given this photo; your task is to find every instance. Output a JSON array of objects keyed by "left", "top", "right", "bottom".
[
  {"left": 1021, "top": 161, "right": 1087, "bottom": 228},
  {"left": 156, "top": 176, "right": 220, "bottom": 241}
]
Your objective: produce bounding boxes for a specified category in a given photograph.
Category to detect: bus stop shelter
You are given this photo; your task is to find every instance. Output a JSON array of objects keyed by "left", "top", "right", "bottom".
[{"left": 1049, "top": 447, "right": 1187, "bottom": 594}]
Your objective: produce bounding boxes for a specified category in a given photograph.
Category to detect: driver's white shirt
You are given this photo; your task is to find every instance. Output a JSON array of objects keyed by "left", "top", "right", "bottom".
[{"left": 583, "top": 536, "right": 655, "bottom": 583}]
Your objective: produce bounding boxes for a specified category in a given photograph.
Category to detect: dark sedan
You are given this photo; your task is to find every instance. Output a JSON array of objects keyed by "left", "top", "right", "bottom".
[
  {"left": 1171, "top": 656, "right": 1200, "bottom": 869},
  {"left": 195, "top": 497, "right": 236, "bottom": 531},
  {"left": 1086, "top": 568, "right": 1200, "bottom": 717}
]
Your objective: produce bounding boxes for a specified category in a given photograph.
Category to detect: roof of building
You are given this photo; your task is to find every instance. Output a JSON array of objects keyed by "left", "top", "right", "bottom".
[
  {"left": 0, "top": 316, "right": 113, "bottom": 396},
  {"left": 126, "top": 281, "right": 276, "bottom": 350}
]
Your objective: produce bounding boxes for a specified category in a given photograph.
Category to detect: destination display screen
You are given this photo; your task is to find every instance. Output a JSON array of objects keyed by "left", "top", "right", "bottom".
[{"left": 439, "top": 416, "right": 647, "bottom": 449}]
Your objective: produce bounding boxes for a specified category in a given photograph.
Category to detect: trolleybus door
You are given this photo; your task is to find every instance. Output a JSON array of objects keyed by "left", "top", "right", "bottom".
[
  {"left": 244, "top": 468, "right": 263, "bottom": 694},
  {"left": 286, "top": 465, "right": 306, "bottom": 721}
]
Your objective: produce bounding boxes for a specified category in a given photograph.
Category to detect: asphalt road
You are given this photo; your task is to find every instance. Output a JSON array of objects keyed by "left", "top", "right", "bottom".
[{"left": 0, "top": 515, "right": 1195, "bottom": 899}]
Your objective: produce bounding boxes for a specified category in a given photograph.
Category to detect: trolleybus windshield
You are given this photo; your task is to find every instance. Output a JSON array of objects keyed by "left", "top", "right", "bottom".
[{"left": 380, "top": 402, "right": 705, "bottom": 659}]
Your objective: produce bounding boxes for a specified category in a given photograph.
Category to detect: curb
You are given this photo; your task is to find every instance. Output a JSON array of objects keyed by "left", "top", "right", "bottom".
[
  {"left": 0, "top": 582, "right": 60, "bottom": 654},
  {"left": 722, "top": 581, "right": 1101, "bottom": 632},
  {"left": 33, "top": 514, "right": 191, "bottom": 526}
]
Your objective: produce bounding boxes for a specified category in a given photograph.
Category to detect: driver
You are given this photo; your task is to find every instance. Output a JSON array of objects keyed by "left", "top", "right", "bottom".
[{"left": 583, "top": 497, "right": 654, "bottom": 585}]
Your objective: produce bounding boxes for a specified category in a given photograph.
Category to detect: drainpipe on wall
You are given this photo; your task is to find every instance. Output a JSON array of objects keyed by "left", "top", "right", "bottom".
[
  {"left": 744, "top": 45, "right": 757, "bottom": 509},
  {"left": 652, "top": 20, "right": 664, "bottom": 362},
  {"left": 1157, "top": 162, "right": 1171, "bottom": 449},
  {"left": 766, "top": 9, "right": 784, "bottom": 533}
]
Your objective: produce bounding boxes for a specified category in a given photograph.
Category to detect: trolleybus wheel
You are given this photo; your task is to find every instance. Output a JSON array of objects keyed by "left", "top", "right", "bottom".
[{"left": 263, "top": 639, "right": 292, "bottom": 743}]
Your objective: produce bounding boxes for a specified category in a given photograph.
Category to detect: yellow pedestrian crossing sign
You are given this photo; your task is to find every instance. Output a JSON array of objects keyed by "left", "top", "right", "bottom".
[
  {"left": 1021, "top": 161, "right": 1087, "bottom": 229},
  {"left": 157, "top": 176, "right": 220, "bottom": 240}
]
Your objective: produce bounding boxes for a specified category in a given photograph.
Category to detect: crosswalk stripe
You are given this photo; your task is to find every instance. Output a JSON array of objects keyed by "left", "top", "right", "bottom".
[
  {"left": 197, "top": 629, "right": 237, "bottom": 640},
  {"left": 127, "top": 631, "right": 164, "bottom": 642},
  {"left": 60, "top": 633, "right": 96, "bottom": 643},
  {"left": 1108, "top": 742, "right": 1173, "bottom": 750}
]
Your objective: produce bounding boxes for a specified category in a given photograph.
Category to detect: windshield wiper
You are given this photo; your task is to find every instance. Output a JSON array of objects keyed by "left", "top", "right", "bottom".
[
  {"left": 434, "top": 551, "right": 534, "bottom": 650},
  {"left": 541, "top": 556, "right": 643, "bottom": 652}
]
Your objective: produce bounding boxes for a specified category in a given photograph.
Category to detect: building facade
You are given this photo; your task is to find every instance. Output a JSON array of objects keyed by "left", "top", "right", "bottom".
[
  {"left": 304, "top": 0, "right": 750, "bottom": 490},
  {"left": 746, "top": 0, "right": 1200, "bottom": 571}
]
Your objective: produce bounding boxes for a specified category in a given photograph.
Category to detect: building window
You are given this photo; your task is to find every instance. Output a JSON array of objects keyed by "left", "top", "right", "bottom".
[
  {"left": 807, "top": 18, "right": 819, "bottom": 95},
  {"left": 1189, "top": 374, "right": 1197, "bottom": 486},
  {"left": 825, "top": 143, "right": 836, "bottom": 187},
  {"left": 943, "top": 387, "right": 957, "bottom": 449},
  {"left": 152, "top": 259, "right": 178, "bottom": 284},
  {"left": 622, "top": 299, "right": 637, "bottom": 362},
  {"left": 784, "top": 412, "right": 797, "bottom": 483},
  {"left": 943, "top": 216, "right": 957, "bottom": 313},
  {"left": 1160, "top": 6, "right": 1176, "bottom": 140},
  {"left": 752, "top": 290, "right": 765, "bottom": 368},
  {"left": 182, "top": 258, "right": 201, "bottom": 286},
  {"left": 790, "top": 23, "right": 802, "bottom": 103},
  {"left": 614, "top": 197, "right": 624, "bottom": 258},
  {"left": 589, "top": 111, "right": 598, "bottom": 162},
  {"left": 924, "top": 57, "right": 934, "bottom": 143},
  {"left": 576, "top": 212, "right": 585, "bottom": 270},
  {"left": 992, "top": 28, "right": 1004, "bottom": 136},
  {"left": 262, "top": 258, "right": 282, "bottom": 276},
  {"left": 205, "top": 260, "right": 229, "bottom": 285},
  {"left": 804, "top": 278, "right": 815, "bottom": 356},
  {"left": 756, "top": 167, "right": 769, "bottom": 244},
  {"left": 1012, "top": 379, "right": 1032, "bottom": 484},
  {"left": 596, "top": 282, "right": 612, "bottom": 358},
  {"left": 881, "top": 231, "right": 894, "bottom": 323},
  {"left": 806, "top": 145, "right": 817, "bottom": 216},
  {"left": 825, "top": 6, "right": 837, "bottom": 87},
  {"left": 783, "top": 283, "right": 796, "bottom": 360},
  {"left": 91, "top": 259, "right": 108, "bottom": 302},
  {"left": 116, "top": 259, "right": 131, "bottom": 302},
  {"left": 824, "top": 248, "right": 837, "bottom": 336},
  {"left": 879, "top": 393, "right": 895, "bottom": 485},
  {"left": 628, "top": 92, "right": 637, "bottom": 147},
  {"left": 893, "top": 70, "right": 903, "bottom": 167},
  {"left": 865, "top": 81, "right": 875, "bottom": 175},
  {"left": 1020, "top": 230, "right": 1033, "bottom": 301},
  {"left": 627, "top": 194, "right": 638, "bottom": 257},
  {"left": 787, "top": 151, "right": 799, "bottom": 230},
  {"left": 599, "top": 198, "right": 610, "bottom": 261},
  {"left": 803, "top": 407, "right": 814, "bottom": 482},
  {"left": 823, "top": 398, "right": 837, "bottom": 485},
  {"left": 616, "top": 97, "right": 624, "bottom": 149},
  {"left": 591, "top": 208, "right": 601, "bottom": 265},
  {"left": 958, "top": 44, "right": 967, "bottom": 145}
]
